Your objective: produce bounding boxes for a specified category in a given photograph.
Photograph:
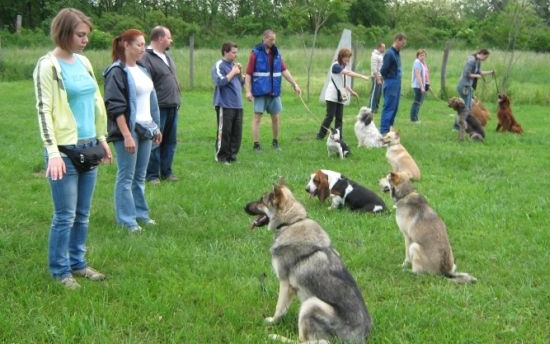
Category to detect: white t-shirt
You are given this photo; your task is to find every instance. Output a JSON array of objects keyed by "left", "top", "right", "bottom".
[{"left": 127, "top": 65, "right": 154, "bottom": 122}]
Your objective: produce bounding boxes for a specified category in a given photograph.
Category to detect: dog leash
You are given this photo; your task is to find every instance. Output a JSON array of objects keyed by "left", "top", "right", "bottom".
[
  {"left": 297, "top": 92, "right": 330, "bottom": 132},
  {"left": 492, "top": 72, "right": 500, "bottom": 94},
  {"left": 297, "top": 92, "right": 362, "bottom": 132}
]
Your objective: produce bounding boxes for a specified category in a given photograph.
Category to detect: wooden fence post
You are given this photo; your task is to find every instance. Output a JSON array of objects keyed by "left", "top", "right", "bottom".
[{"left": 440, "top": 41, "right": 450, "bottom": 99}]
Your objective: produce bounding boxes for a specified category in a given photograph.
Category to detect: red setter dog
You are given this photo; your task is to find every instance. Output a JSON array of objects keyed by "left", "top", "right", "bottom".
[
  {"left": 496, "top": 94, "right": 523, "bottom": 134},
  {"left": 471, "top": 97, "right": 490, "bottom": 127}
]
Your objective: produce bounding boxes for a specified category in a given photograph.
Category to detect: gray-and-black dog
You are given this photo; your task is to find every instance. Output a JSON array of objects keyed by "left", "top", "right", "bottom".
[{"left": 244, "top": 180, "right": 372, "bottom": 343}]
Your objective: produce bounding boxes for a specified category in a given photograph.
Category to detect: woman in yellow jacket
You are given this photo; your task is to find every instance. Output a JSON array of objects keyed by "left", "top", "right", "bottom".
[{"left": 33, "top": 8, "right": 111, "bottom": 289}]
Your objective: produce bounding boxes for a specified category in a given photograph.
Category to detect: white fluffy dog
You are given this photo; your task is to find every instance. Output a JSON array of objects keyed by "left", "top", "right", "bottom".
[{"left": 354, "top": 106, "right": 383, "bottom": 148}]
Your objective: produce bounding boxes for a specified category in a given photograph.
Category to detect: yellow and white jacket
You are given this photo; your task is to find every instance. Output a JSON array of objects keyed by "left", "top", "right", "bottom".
[{"left": 33, "top": 52, "right": 107, "bottom": 158}]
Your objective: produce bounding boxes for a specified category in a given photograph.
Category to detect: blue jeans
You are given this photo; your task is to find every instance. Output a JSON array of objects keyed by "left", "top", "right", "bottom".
[
  {"left": 410, "top": 88, "right": 425, "bottom": 122},
  {"left": 46, "top": 150, "right": 97, "bottom": 279},
  {"left": 380, "top": 78, "right": 401, "bottom": 134},
  {"left": 147, "top": 107, "right": 178, "bottom": 180},
  {"left": 113, "top": 131, "right": 152, "bottom": 228},
  {"left": 457, "top": 85, "right": 473, "bottom": 110}
]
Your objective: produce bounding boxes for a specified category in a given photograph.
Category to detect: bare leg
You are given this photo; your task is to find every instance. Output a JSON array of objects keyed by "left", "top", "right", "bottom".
[{"left": 252, "top": 113, "right": 262, "bottom": 143}]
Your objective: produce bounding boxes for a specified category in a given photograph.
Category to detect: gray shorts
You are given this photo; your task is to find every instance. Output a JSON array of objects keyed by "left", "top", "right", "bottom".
[{"left": 253, "top": 96, "right": 282, "bottom": 115}]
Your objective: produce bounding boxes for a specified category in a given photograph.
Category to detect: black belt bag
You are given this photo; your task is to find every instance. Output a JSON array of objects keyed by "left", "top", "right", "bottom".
[
  {"left": 135, "top": 120, "right": 160, "bottom": 140},
  {"left": 58, "top": 141, "right": 105, "bottom": 173}
]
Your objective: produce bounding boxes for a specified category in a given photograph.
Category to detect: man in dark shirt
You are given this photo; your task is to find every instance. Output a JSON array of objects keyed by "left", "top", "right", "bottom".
[
  {"left": 380, "top": 33, "right": 407, "bottom": 135},
  {"left": 141, "top": 26, "right": 181, "bottom": 183}
]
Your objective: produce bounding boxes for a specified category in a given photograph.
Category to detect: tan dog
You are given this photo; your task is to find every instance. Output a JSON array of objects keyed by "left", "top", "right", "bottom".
[
  {"left": 471, "top": 97, "right": 490, "bottom": 127},
  {"left": 381, "top": 172, "right": 477, "bottom": 283},
  {"left": 381, "top": 129, "right": 421, "bottom": 180}
]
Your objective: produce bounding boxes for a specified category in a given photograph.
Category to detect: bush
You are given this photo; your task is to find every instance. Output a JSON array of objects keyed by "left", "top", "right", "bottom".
[
  {"left": 87, "top": 30, "right": 113, "bottom": 50},
  {"left": 0, "top": 28, "right": 49, "bottom": 48}
]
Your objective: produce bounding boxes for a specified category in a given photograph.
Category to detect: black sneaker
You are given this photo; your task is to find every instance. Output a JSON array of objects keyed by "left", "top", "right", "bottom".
[
  {"left": 253, "top": 142, "right": 261, "bottom": 152},
  {"left": 272, "top": 139, "right": 280, "bottom": 151}
]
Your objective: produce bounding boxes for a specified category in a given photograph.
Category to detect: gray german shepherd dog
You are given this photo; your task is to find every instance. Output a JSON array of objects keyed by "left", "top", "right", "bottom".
[
  {"left": 381, "top": 172, "right": 477, "bottom": 284},
  {"left": 244, "top": 180, "right": 372, "bottom": 343}
]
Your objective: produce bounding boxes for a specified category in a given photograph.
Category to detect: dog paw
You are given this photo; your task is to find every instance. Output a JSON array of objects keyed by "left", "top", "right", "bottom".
[{"left": 265, "top": 316, "right": 278, "bottom": 324}]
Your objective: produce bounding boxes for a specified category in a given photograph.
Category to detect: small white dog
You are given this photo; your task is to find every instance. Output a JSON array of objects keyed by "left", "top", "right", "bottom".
[
  {"left": 326, "top": 128, "right": 350, "bottom": 159},
  {"left": 354, "top": 107, "right": 383, "bottom": 148}
]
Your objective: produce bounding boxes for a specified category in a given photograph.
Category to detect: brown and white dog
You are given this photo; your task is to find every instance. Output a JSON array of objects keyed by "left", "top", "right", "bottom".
[
  {"left": 471, "top": 97, "right": 490, "bottom": 127},
  {"left": 496, "top": 93, "right": 523, "bottom": 134},
  {"left": 380, "top": 129, "right": 421, "bottom": 181},
  {"left": 305, "top": 169, "right": 386, "bottom": 213}
]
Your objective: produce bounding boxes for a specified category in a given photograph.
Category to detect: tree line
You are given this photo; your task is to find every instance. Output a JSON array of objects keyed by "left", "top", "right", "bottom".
[{"left": 1, "top": 0, "right": 549, "bottom": 52}]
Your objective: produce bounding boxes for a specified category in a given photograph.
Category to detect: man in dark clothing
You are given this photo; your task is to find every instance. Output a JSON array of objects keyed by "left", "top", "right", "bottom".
[
  {"left": 379, "top": 33, "right": 407, "bottom": 135},
  {"left": 141, "top": 26, "right": 181, "bottom": 183},
  {"left": 211, "top": 42, "right": 244, "bottom": 164}
]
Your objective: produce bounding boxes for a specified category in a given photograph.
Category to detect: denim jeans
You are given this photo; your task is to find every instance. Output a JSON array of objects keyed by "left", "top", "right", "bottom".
[
  {"left": 147, "top": 107, "right": 178, "bottom": 180},
  {"left": 46, "top": 150, "right": 97, "bottom": 279},
  {"left": 410, "top": 88, "right": 425, "bottom": 122},
  {"left": 457, "top": 85, "right": 473, "bottom": 110},
  {"left": 113, "top": 130, "right": 152, "bottom": 228}
]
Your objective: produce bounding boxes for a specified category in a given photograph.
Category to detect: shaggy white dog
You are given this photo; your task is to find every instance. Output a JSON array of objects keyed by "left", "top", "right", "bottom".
[{"left": 354, "top": 106, "right": 383, "bottom": 148}]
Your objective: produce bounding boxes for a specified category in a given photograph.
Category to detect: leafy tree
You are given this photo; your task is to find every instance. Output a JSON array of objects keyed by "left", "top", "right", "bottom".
[
  {"left": 348, "top": 0, "right": 387, "bottom": 27},
  {"left": 282, "top": 0, "right": 349, "bottom": 99}
]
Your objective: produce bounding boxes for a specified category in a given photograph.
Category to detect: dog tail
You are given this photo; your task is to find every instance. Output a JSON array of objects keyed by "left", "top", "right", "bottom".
[{"left": 444, "top": 271, "right": 477, "bottom": 284}]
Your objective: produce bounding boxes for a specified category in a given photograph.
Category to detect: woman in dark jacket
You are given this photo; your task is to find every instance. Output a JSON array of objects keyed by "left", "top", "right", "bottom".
[{"left": 103, "top": 29, "right": 162, "bottom": 232}]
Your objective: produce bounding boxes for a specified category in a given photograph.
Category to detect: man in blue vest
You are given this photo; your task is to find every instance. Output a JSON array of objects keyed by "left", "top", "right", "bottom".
[
  {"left": 245, "top": 29, "right": 301, "bottom": 151},
  {"left": 380, "top": 33, "right": 407, "bottom": 135}
]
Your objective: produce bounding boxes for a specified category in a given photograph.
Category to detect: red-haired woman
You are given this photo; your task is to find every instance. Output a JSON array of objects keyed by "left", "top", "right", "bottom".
[
  {"left": 316, "top": 47, "right": 370, "bottom": 144},
  {"left": 103, "top": 29, "right": 162, "bottom": 232}
]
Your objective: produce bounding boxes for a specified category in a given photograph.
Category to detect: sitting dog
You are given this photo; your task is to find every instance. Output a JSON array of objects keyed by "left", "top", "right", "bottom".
[
  {"left": 381, "top": 172, "right": 477, "bottom": 283},
  {"left": 496, "top": 93, "right": 523, "bottom": 134},
  {"left": 380, "top": 129, "right": 421, "bottom": 181},
  {"left": 326, "top": 128, "right": 350, "bottom": 158},
  {"left": 244, "top": 180, "right": 373, "bottom": 343},
  {"left": 471, "top": 97, "right": 490, "bottom": 127},
  {"left": 305, "top": 169, "right": 386, "bottom": 212},
  {"left": 448, "top": 97, "right": 485, "bottom": 141},
  {"left": 354, "top": 106, "right": 383, "bottom": 148}
]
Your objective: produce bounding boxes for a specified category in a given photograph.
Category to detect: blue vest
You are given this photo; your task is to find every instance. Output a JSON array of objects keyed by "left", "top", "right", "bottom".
[{"left": 251, "top": 43, "right": 282, "bottom": 97}]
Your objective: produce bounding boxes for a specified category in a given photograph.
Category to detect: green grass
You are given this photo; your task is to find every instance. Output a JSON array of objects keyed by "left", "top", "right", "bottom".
[
  {"left": 2, "top": 46, "right": 550, "bottom": 105},
  {"left": 1, "top": 79, "right": 550, "bottom": 343}
]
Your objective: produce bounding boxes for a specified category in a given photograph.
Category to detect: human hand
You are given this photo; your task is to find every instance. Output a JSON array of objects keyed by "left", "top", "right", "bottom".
[
  {"left": 153, "top": 132, "right": 163, "bottom": 145},
  {"left": 46, "top": 156, "right": 66, "bottom": 180},
  {"left": 100, "top": 141, "right": 112, "bottom": 164},
  {"left": 124, "top": 135, "right": 136, "bottom": 153}
]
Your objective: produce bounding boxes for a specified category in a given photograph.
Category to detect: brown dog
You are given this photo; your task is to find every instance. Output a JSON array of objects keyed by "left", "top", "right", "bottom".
[
  {"left": 496, "top": 93, "right": 523, "bottom": 134},
  {"left": 471, "top": 97, "right": 490, "bottom": 126},
  {"left": 447, "top": 97, "right": 485, "bottom": 141}
]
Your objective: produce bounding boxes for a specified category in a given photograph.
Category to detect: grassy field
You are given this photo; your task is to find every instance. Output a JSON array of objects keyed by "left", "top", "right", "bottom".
[
  {"left": 1, "top": 70, "right": 550, "bottom": 343},
  {"left": 2, "top": 45, "right": 550, "bottom": 105}
]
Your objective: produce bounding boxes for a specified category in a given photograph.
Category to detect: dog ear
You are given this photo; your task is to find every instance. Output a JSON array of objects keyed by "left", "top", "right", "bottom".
[
  {"left": 317, "top": 173, "right": 330, "bottom": 202},
  {"left": 390, "top": 171, "right": 401, "bottom": 184}
]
